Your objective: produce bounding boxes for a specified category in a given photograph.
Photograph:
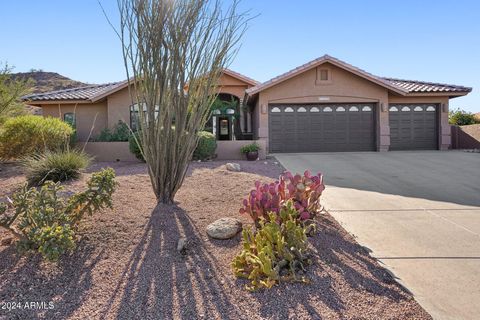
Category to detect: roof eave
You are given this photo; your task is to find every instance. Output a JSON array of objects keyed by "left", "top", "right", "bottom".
[
  {"left": 90, "top": 81, "right": 130, "bottom": 103},
  {"left": 246, "top": 57, "right": 409, "bottom": 96},
  {"left": 22, "top": 99, "right": 94, "bottom": 105},
  {"left": 405, "top": 91, "right": 471, "bottom": 98},
  {"left": 222, "top": 69, "right": 259, "bottom": 86}
]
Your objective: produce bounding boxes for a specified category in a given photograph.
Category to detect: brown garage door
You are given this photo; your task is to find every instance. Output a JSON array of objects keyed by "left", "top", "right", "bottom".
[
  {"left": 389, "top": 104, "right": 438, "bottom": 150},
  {"left": 268, "top": 104, "right": 376, "bottom": 153}
]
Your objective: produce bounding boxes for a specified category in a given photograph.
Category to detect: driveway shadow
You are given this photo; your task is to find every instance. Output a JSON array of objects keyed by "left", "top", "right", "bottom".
[{"left": 99, "top": 204, "right": 243, "bottom": 320}]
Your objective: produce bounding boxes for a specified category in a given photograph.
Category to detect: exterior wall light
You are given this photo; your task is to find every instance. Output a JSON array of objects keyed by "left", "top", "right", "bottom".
[{"left": 261, "top": 104, "right": 267, "bottom": 114}]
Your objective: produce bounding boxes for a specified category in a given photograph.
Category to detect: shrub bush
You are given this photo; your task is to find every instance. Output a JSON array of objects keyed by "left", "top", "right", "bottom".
[
  {"left": 449, "top": 108, "right": 479, "bottom": 126},
  {"left": 129, "top": 131, "right": 145, "bottom": 161},
  {"left": 193, "top": 131, "right": 216, "bottom": 160},
  {"left": 0, "top": 115, "right": 73, "bottom": 159},
  {"left": 93, "top": 121, "right": 130, "bottom": 142},
  {"left": 22, "top": 149, "right": 92, "bottom": 186},
  {"left": 232, "top": 201, "right": 312, "bottom": 291},
  {"left": 239, "top": 170, "right": 325, "bottom": 225},
  {"left": 0, "top": 168, "right": 117, "bottom": 261}
]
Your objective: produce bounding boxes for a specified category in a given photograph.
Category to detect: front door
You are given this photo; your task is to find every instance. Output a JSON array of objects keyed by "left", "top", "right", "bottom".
[{"left": 218, "top": 116, "right": 231, "bottom": 140}]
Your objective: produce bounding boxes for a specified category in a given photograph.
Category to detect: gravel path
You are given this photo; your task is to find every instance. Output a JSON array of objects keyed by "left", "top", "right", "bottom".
[{"left": 0, "top": 160, "right": 431, "bottom": 320}]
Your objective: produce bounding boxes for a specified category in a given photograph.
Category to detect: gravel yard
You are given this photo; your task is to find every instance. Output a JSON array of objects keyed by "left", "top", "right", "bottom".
[{"left": 0, "top": 160, "right": 431, "bottom": 320}]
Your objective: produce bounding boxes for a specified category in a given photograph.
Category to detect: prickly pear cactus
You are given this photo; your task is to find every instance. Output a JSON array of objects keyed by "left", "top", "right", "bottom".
[
  {"left": 239, "top": 170, "right": 325, "bottom": 224},
  {"left": 232, "top": 201, "right": 312, "bottom": 291}
]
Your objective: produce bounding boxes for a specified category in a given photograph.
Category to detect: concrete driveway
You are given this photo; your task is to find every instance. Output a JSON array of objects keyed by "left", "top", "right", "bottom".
[{"left": 275, "top": 151, "right": 480, "bottom": 320}]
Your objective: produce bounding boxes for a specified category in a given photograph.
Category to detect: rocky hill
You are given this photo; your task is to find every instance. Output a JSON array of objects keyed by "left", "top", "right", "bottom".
[{"left": 12, "top": 71, "right": 89, "bottom": 94}]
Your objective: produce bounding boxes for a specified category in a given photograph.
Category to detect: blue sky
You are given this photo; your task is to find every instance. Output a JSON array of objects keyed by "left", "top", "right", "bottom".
[{"left": 1, "top": 0, "right": 478, "bottom": 112}]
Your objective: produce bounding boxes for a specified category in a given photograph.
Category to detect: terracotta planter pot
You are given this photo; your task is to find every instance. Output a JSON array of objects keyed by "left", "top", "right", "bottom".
[{"left": 245, "top": 151, "right": 258, "bottom": 161}]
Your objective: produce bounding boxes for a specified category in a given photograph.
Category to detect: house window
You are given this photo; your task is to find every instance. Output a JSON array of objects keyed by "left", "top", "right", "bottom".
[
  {"left": 297, "top": 107, "right": 307, "bottom": 112},
  {"left": 362, "top": 106, "right": 372, "bottom": 112},
  {"left": 130, "top": 104, "right": 160, "bottom": 131},
  {"left": 271, "top": 107, "right": 281, "bottom": 113},
  {"left": 63, "top": 113, "right": 75, "bottom": 127},
  {"left": 310, "top": 107, "right": 320, "bottom": 112},
  {"left": 130, "top": 105, "right": 142, "bottom": 131},
  {"left": 284, "top": 107, "right": 294, "bottom": 112}
]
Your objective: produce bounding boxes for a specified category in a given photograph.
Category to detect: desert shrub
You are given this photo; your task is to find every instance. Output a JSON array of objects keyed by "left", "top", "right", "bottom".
[
  {"left": 232, "top": 201, "right": 312, "bottom": 291},
  {"left": 449, "top": 108, "right": 479, "bottom": 126},
  {"left": 93, "top": 120, "right": 131, "bottom": 142},
  {"left": 0, "top": 168, "right": 117, "bottom": 261},
  {"left": 22, "top": 149, "right": 92, "bottom": 186},
  {"left": 0, "top": 115, "right": 73, "bottom": 159},
  {"left": 239, "top": 171, "right": 325, "bottom": 225},
  {"left": 193, "top": 131, "right": 216, "bottom": 160},
  {"left": 129, "top": 131, "right": 145, "bottom": 161}
]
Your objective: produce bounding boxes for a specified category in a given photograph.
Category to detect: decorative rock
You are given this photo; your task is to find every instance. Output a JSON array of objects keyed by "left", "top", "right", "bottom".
[
  {"left": 206, "top": 218, "right": 242, "bottom": 239},
  {"left": 225, "top": 163, "right": 241, "bottom": 172},
  {"left": 177, "top": 237, "right": 187, "bottom": 254}
]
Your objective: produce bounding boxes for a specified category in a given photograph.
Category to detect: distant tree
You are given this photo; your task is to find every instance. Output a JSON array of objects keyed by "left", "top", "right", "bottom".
[
  {"left": 0, "top": 63, "right": 31, "bottom": 123},
  {"left": 115, "top": 0, "right": 248, "bottom": 204},
  {"left": 449, "top": 108, "right": 479, "bottom": 126}
]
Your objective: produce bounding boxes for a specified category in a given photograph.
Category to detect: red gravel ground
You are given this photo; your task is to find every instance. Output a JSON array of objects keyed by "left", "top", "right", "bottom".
[{"left": 0, "top": 160, "right": 431, "bottom": 320}]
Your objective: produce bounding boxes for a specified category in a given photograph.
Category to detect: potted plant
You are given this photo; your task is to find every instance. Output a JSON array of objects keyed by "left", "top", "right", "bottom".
[{"left": 240, "top": 142, "right": 261, "bottom": 161}]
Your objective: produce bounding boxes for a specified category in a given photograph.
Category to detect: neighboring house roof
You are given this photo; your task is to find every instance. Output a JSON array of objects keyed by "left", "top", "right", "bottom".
[
  {"left": 23, "top": 69, "right": 258, "bottom": 103},
  {"left": 22, "top": 81, "right": 128, "bottom": 103},
  {"left": 222, "top": 68, "right": 260, "bottom": 86},
  {"left": 246, "top": 54, "right": 472, "bottom": 96}
]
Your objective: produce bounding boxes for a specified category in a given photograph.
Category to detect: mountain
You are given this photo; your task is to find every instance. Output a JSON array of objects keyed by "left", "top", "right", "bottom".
[{"left": 12, "top": 71, "right": 90, "bottom": 94}]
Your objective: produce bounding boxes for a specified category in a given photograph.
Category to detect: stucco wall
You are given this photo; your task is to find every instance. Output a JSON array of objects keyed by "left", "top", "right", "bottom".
[
  {"left": 255, "top": 62, "right": 389, "bottom": 151},
  {"left": 216, "top": 73, "right": 252, "bottom": 99},
  {"left": 41, "top": 102, "right": 108, "bottom": 141},
  {"left": 106, "top": 86, "right": 135, "bottom": 128}
]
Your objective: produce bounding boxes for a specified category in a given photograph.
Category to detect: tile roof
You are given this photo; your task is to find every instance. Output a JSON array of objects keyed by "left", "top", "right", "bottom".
[
  {"left": 22, "top": 81, "right": 127, "bottom": 102},
  {"left": 382, "top": 78, "right": 472, "bottom": 93},
  {"left": 222, "top": 68, "right": 260, "bottom": 86},
  {"left": 246, "top": 54, "right": 471, "bottom": 96}
]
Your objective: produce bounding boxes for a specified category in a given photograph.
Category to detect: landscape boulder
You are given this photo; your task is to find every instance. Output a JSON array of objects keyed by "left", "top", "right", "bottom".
[
  {"left": 177, "top": 237, "right": 187, "bottom": 254},
  {"left": 225, "top": 163, "right": 241, "bottom": 172},
  {"left": 206, "top": 218, "right": 242, "bottom": 239}
]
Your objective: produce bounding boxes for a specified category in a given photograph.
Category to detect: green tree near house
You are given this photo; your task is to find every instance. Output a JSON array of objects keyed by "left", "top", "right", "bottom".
[
  {"left": 449, "top": 108, "right": 479, "bottom": 126},
  {"left": 0, "top": 63, "right": 31, "bottom": 123}
]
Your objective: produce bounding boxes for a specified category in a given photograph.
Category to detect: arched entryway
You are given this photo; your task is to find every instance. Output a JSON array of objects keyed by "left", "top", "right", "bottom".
[{"left": 206, "top": 93, "right": 253, "bottom": 140}]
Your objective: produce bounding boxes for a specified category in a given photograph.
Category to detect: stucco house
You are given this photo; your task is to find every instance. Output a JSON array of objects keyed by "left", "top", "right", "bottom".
[{"left": 23, "top": 55, "right": 472, "bottom": 159}]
